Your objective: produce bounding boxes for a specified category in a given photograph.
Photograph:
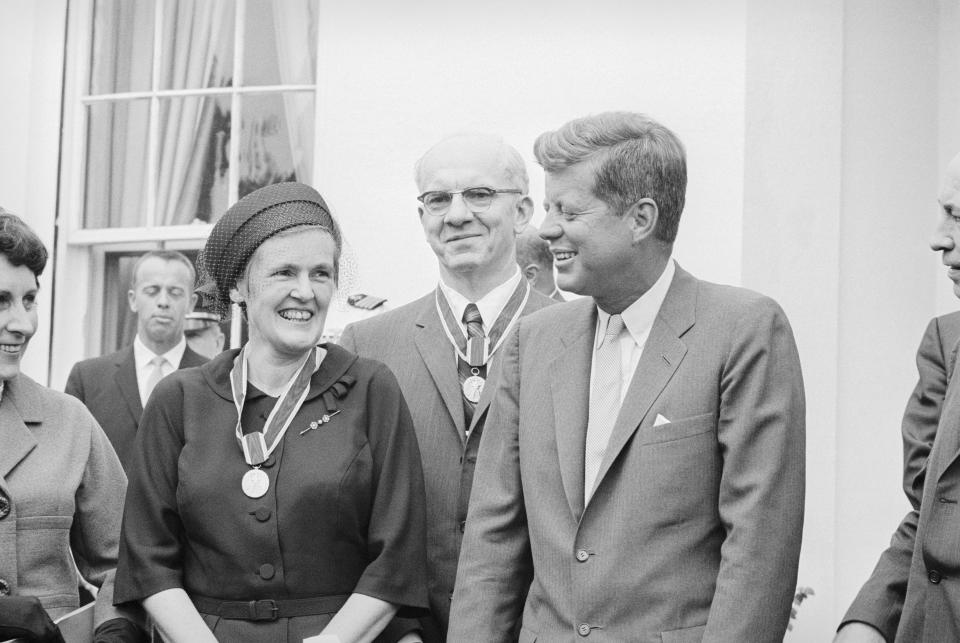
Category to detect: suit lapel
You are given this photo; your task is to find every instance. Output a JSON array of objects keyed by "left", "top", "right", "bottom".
[
  {"left": 935, "top": 366, "right": 960, "bottom": 481},
  {"left": 553, "top": 300, "right": 596, "bottom": 519},
  {"left": 0, "top": 375, "right": 41, "bottom": 478},
  {"left": 467, "top": 291, "right": 553, "bottom": 435},
  {"left": 589, "top": 267, "right": 696, "bottom": 505},
  {"left": 114, "top": 347, "right": 143, "bottom": 423},
  {"left": 414, "top": 299, "right": 466, "bottom": 439}
]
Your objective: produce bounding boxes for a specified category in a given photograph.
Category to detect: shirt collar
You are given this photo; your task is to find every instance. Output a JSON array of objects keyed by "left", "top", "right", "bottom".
[
  {"left": 595, "top": 258, "right": 676, "bottom": 349},
  {"left": 438, "top": 268, "right": 523, "bottom": 332},
  {"left": 133, "top": 334, "right": 187, "bottom": 371}
]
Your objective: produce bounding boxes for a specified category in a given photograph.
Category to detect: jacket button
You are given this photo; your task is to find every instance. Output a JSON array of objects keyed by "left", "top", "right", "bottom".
[
  {"left": 0, "top": 494, "right": 9, "bottom": 519},
  {"left": 258, "top": 564, "right": 275, "bottom": 580},
  {"left": 254, "top": 507, "right": 271, "bottom": 522},
  {"left": 929, "top": 569, "right": 942, "bottom": 584},
  {"left": 459, "top": 520, "right": 466, "bottom": 533},
  {"left": 575, "top": 549, "right": 589, "bottom": 562},
  {"left": 577, "top": 623, "right": 591, "bottom": 636},
  {"left": 0, "top": 579, "right": 9, "bottom": 595}
]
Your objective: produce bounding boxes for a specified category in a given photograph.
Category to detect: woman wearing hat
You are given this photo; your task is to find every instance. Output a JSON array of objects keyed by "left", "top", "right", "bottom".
[{"left": 115, "top": 183, "right": 428, "bottom": 642}]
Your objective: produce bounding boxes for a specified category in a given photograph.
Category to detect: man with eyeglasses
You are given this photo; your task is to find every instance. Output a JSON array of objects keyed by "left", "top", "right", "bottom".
[{"left": 339, "top": 133, "right": 555, "bottom": 641}]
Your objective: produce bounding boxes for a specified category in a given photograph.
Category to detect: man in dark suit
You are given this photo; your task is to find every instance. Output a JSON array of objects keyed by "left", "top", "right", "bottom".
[
  {"left": 66, "top": 250, "right": 207, "bottom": 471},
  {"left": 449, "top": 112, "right": 806, "bottom": 641},
  {"left": 339, "top": 133, "right": 555, "bottom": 640},
  {"left": 516, "top": 224, "right": 564, "bottom": 301},
  {"left": 837, "top": 152, "right": 960, "bottom": 642}
]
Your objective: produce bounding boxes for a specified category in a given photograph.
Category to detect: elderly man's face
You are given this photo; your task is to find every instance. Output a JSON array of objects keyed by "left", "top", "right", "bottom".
[
  {"left": 931, "top": 153, "right": 960, "bottom": 297},
  {"left": 540, "top": 160, "right": 637, "bottom": 305},
  {"left": 418, "top": 140, "right": 530, "bottom": 280}
]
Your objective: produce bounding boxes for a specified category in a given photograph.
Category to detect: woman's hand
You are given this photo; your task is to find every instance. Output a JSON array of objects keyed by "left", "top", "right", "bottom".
[
  {"left": 142, "top": 589, "right": 217, "bottom": 643},
  {"left": 305, "top": 593, "right": 398, "bottom": 643}
]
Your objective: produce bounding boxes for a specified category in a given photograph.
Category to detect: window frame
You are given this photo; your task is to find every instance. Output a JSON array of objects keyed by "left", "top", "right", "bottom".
[{"left": 51, "top": 0, "right": 323, "bottom": 387}]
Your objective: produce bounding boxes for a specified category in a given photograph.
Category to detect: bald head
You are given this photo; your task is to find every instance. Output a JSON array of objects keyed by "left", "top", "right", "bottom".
[
  {"left": 414, "top": 133, "right": 529, "bottom": 194},
  {"left": 941, "top": 152, "right": 960, "bottom": 203}
]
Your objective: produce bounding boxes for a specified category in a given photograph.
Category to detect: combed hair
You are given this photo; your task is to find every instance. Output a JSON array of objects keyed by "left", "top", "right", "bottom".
[
  {"left": 0, "top": 207, "right": 48, "bottom": 277},
  {"left": 516, "top": 226, "right": 553, "bottom": 269},
  {"left": 414, "top": 134, "right": 530, "bottom": 193},
  {"left": 533, "top": 112, "right": 687, "bottom": 243},
  {"left": 131, "top": 249, "right": 197, "bottom": 288}
]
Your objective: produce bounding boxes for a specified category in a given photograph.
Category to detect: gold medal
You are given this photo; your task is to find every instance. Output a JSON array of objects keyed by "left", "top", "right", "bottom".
[
  {"left": 242, "top": 468, "right": 270, "bottom": 498},
  {"left": 462, "top": 372, "right": 485, "bottom": 404}
]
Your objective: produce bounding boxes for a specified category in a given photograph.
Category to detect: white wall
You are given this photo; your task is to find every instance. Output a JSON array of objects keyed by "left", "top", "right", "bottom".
[
  {"left": 0, "top": 0, "right": 68, "bottom": 384},
  {"left": 314, "top": 0, "right": 748, "bottom": 305}
]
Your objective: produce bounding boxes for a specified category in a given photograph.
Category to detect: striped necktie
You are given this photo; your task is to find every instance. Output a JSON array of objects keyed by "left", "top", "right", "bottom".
[{"left": 458, "top": 303, "right": 485, "bottom": 427}]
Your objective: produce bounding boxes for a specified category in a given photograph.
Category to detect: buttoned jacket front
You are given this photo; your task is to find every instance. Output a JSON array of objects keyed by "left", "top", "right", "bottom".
[
  {"left": 0, "top": 373, "right": 128, "bottom": 627},
  {"left": 449, "top": 266, "right": 806, "bottom": 642}
]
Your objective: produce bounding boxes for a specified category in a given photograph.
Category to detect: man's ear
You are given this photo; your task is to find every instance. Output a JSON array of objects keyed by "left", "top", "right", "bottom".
[
  {"left": 627, "top": 198, "right": 659, "bottom": 244},
  {"left": 189, "top": 292, "right": 198, "bottom": 312},
  {"left": 514, "top": 196, "right": 534, "bottom": 232},
  {"left": 522, "top": 263, "right": 540, "bottom": 283},
  {"left": 127, "top": 289, "right": 138, "bottom": 313}
]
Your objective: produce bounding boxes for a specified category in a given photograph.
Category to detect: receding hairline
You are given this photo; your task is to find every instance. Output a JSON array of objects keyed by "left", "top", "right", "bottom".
[
  {"left": 413, "top": 133, "right": 529, "bottom": 193},
  {"left": 131, "top": 251, "right": 196, "bottom": 288}
]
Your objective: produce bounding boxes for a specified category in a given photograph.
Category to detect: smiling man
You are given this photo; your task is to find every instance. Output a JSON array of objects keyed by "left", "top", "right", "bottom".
[
  {"left": 66, "top": 250, "right": 208, "bottom": 471},
  {"left": 339, "top": 133, "right": 555, "bottom": 641},
  {"left": 448, "top": 112, "right": 806, "bottom": 641}
]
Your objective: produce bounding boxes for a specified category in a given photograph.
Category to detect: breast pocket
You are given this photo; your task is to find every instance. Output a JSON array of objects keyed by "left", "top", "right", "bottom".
[{"left": 640, "top": 412, "right": 715, "bottom": 445}]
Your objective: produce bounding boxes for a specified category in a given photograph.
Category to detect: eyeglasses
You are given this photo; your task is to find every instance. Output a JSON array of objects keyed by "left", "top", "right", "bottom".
[{"left": 417, "top": 187, "right": 523, "bottom": 215}]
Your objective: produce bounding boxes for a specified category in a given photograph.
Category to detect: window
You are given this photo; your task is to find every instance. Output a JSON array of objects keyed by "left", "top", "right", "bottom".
[{"left": 53, "top": 0, "right": 318, "bottom": 378}]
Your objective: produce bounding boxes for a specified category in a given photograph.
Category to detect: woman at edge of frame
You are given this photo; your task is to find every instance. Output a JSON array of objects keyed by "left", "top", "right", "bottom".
[
  {"left": 113, "top": 182, "right": 428, "bottom": 642},
  {"left": 0, "top": 208, "right": 145, "bottom": 642}
]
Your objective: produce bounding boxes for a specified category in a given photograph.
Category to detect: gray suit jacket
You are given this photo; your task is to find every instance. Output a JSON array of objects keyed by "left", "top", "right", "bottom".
[
  {"left": 448, "top": 266, "right": 806, "bottom": 642},
  {"left": 842, "top": 312, "right": 960, "bottom": 640},
  {"left": 0, "top": 373, "right": 129, "bottom": 627},
  {"left": 340, "top": 286, "right": 554, "bottom": 638},
  {"left": 65, "top": 343, "right": 208, "bottom": 471}
]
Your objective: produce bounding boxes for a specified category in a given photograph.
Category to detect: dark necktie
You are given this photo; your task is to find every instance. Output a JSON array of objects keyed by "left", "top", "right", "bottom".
[{"left": 458, "top": 303, "right": 485, "bottom": 428}]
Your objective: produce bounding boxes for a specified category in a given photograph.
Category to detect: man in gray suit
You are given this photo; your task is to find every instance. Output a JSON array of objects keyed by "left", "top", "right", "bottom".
[
  {"left": 837, "top": 152, "right": 960, "bottom": 641},
  {"left": 66, "top": 250, "right": 207, "bottom": 471},
  {"left": 339, "top": 133, "right": 555, "bottom": 641},
  {"left": 449, "top": 112, "right": 806, "bottom": 641}
]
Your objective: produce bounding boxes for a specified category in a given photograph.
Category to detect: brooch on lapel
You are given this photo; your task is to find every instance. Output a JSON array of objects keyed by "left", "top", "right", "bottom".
[{"left": 300, "top": 374, "right": 356, "bottom": 436}]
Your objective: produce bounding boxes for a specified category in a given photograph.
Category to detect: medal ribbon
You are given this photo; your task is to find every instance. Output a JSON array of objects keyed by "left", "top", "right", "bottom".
[
  {"left": 435, "top": 278, "right": 530, "bottom": 367},
  {"left": 230, "top": 346, "right": 322, "bottom": 466}
]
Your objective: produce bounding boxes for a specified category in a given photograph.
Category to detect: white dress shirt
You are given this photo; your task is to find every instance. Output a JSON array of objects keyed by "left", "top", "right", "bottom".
[
  {"left": 133, "top": 334, "right": 187, "bottom": 406},
  {"left": 591, "top": 259, "right": 676, "bottom": 404},
  {"left": 438, "top": 269, "right": 524, "bottom": 341}
]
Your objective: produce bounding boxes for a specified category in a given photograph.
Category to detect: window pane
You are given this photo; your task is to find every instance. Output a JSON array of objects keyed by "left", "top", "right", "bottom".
[
  {"left": 156, "top": 95, "right": 231, "bottom": 225},
  {"left": 239, "top": 92, "right": 314, "bottom": 198},
  {"left": 243, "top": 0, "right": 318, "bottom": 87},
  {"left": 84, "top": 100, "right": 150, "bottom": 228},
  {"left": 159, "top": 0, "right": 235, "bottom": 91},
  {"left": 89, "top": 0, "right": 155, "bottom": 94}
]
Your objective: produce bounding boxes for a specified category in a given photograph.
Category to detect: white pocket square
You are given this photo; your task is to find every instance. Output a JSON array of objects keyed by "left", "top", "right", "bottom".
[{"left": 654, "top": 413, "right": 671, "bottom": 427}]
